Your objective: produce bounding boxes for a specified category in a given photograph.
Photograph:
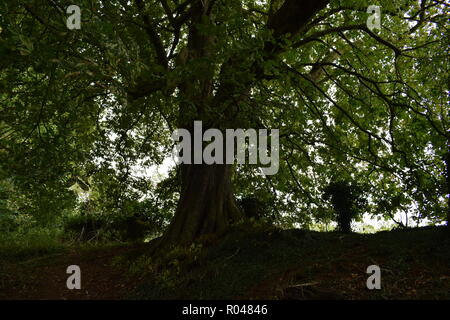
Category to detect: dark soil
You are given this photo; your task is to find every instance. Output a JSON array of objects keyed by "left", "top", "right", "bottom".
[{"left": 1, "top": 225, "right": 449, "bottom": 300}]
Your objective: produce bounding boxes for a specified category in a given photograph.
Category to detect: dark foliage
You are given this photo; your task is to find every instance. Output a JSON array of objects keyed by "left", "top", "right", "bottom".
[
  {"left": 323, "top": 181, "right": 367, "bottom": 233},
  {"left": 63, "top": 213, "right": 155, "bottom": 242},
  {"left": 238, "top": 196, "right": 269, "bottom": 221}
]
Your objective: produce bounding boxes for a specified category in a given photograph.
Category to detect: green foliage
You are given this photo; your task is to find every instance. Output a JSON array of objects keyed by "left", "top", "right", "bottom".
[
  {"left": 0, "top": 0, "right": 448, "bottom": 236},
  {"left": 62, "top": 211, "right": 155, "bottom": 242},
  {"left": 323, "top": 181, "right": 367, "bottom": 233},
  {"left": 0, "top": 224, "right": 65, "bottom": 259},
  {"left": 238, "top": 195, "right": 275, "bottom": 222}
]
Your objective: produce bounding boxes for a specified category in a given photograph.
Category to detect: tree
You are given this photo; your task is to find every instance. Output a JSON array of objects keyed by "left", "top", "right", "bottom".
[
  {"left": 323, "top": 181, "right": 366, "bottom": 233},
  {"left": 0, "top": 0, "right": 448, "bottom": 246}
]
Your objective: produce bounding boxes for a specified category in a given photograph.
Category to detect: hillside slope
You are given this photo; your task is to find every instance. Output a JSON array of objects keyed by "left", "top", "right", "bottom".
[{"left": 1, "top": 225, "right": 449, "bottom": 300}]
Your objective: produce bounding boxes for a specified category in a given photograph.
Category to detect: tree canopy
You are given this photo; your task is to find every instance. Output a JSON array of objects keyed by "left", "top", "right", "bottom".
[{"left": 0, "top": 0, "right": 448, "bottom": 244}]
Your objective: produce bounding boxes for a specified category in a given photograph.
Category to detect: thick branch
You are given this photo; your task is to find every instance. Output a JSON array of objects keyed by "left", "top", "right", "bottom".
[
  {"left": 265, "top": 0, "right": 330, "bottom": 54},
  {"left": 135, "top": 0, "right": 168, "bottom": 68},
  {"left": 267, "top": 0, "right": 329, "bottom": 38}
]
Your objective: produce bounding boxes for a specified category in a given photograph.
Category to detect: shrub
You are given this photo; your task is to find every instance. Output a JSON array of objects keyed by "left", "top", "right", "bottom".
[
  {"left": 323, "top": 181, "right": 367, "bottom": 233},
  {"left": 238, "top": 196, "right": 274, "bottom": 223},
  {"left": 62, "top": 212, "right": 159, "bottom": 242}
]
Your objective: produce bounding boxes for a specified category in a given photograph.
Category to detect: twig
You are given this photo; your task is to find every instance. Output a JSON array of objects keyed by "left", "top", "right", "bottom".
[{"left": 287, "top": 281, "right": 319, "bottom": 288}]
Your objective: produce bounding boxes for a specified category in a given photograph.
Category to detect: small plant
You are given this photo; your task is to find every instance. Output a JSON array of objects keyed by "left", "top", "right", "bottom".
[{"left": 128, "top": 255, "right": 154, "bottom": 275}]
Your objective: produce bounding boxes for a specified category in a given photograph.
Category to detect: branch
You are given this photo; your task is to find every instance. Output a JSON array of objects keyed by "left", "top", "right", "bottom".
[
  {"left": 213, "top": 0, "right": 331, "bottom": 110},
  {"left": 159, "top": 0, "right": 176, "bottom": 26},
  {"left": 361, "top": 25, "right": 402, "bottom": 56},
  {"left": 24, "top": 4, "right": 61, "bottom": 32},
  {"left": 293, "top": 24, "right": 366, "bottom": 48},
  {"left": 285, "top": 155, "right": 320, "bottom": 207},
  {"left": 265, "top": 0, "right": 330, "bottom": 54},
  {"left": 127, "top": 78, "right": 167, "bottom": 100},
  {"left": 267, "top": 0, "right": 329, "bottom": 37},
  {"left": 134, "top": 0, "right": 168, "bottom": 69}
]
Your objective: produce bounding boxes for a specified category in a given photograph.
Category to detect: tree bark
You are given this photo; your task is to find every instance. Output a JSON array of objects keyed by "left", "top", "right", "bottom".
[{"left": 162, "top": 163, "right": 242, "bottom": 245}]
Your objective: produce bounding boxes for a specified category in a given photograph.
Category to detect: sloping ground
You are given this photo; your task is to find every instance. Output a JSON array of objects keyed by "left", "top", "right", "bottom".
[
  {"left": 1, "top": 225, "right": 449, "bottom": 300},
  {"left": 132, "top": 225, "right": 450, "bottom": 299},
  {"left": 0, "top": 245, "right": 145, "bottom": 299}
]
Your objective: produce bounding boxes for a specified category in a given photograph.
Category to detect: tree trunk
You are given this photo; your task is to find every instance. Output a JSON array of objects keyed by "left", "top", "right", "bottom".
[
  {"left": 162, "top": 163, "right": 242, "bottom": 245},
  {"left": 155, "top": 0, "right": 330, "bottom": 247}
]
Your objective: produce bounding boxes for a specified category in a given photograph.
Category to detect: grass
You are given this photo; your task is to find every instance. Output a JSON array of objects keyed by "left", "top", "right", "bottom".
[
  {"left": 1, "top": 223, "right": 449, "bottom": 300},
  {"left": 129, "top": 224, "right": 450, "bottom": 299},
  {"left": 0, "top": 227, "right": 67, "bottom": 261}
]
